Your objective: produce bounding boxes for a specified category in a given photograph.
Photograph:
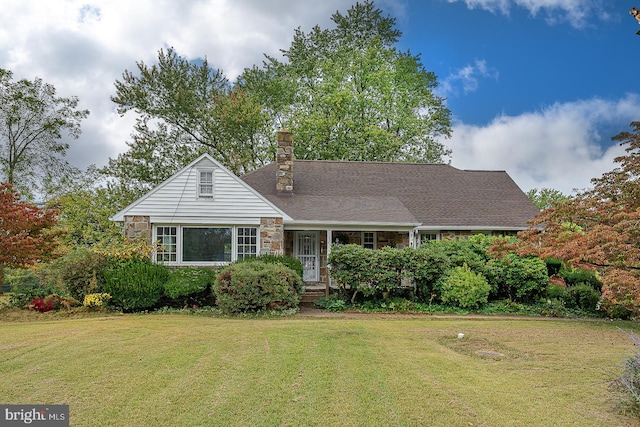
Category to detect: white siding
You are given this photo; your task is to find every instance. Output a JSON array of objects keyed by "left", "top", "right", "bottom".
[{"left": 111, "top": 155, "right": 286, "bottom": 223}]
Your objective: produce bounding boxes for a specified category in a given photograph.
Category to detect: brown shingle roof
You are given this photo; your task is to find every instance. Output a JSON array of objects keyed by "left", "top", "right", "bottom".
[{"left": 241, "top": 160, "right": 539, "bottom": 227}]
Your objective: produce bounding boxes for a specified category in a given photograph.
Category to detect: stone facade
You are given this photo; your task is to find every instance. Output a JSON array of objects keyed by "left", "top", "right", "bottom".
[
  {"left": 260, "top": 217, "right": 284, "bottom": 255},
  {"left": 276, "top": 130, "right": 294, "bottom": 193},
  {"left": 123, "top": 215, "right": 152, "bottom": 245}
]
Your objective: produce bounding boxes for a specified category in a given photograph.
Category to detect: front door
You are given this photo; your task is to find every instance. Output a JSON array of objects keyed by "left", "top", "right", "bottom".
[{"left": 295, "top": 231, "right": 319, "bottom": 282}]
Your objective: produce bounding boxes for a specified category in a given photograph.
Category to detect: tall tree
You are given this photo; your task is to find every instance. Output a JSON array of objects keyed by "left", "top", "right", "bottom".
[
  {"left": 0, "top": 69, "right": 89, "bottom": 197},
  {"left": 111, "top": 48, "right": 272, "bottom": 177},
  {"left": 0, "top": 183, "right": 61, "bottom": 289},
  {"left": 517, "top": 122, "right": 640, "bottom": 315},
  {"left": 526, "top": 187, "right": 570, "bottom": 210},
  {"left": 239, "top": 1, "right": 452, "bottom": 162}
]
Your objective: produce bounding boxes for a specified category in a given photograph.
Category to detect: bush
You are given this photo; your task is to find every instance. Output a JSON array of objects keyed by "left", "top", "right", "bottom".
[
  {"left": 486, "top": 254, "right": 549, "bottom": 302},
  {"left": 103, "top": 258, "right": 169, "bottom": 311},
  {"left": 314, "top": 294, "right": 348, "bottom": 312},
  {"left": 213, "top": 261, "right": 302, "bottom": 314},
  {"left": 236, "top": 255, "right": 304, "bottom": 279},
  {"left": 8, "top": 285, "right": 65, "bottom": 309},
  {"left": 38, "top": 247, "right": 110, "bottom": 301},
  {"left": 545, "top": 258, "right": 563, "bottom": 276},
  {"left": 439, "top": 264, "right": 491, "bottom": 309},
  {"left": 162, "top": 267, "right": 217, "bottom": 307},
  {"left": 560, "top": 268, "right": 602, "bottom": 291},
  {"left": 83, "top": 293, "right": 112, "bottom": 308},
  {"left": 408, "top": 244, "right": 451, "bottom": 300},
  {"left": 3, "top": 268, "right": 40, "bottom": 293},
  {"left": 27, "top": 294, "right": 79, "bottom": 312},
  {"left": 569, "top": 284, "right": 601, "bottom": 312}
]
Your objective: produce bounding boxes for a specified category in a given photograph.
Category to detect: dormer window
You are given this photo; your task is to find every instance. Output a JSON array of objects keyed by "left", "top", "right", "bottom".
[{"left": 198, "top": 169, "right": 214, "bottom": 198}]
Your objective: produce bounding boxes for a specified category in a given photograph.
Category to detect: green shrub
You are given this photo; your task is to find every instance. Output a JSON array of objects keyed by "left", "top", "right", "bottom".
[
  {"left": 164, "top": 268, "right": 215, "bottom": 299},
  {"left": 408, "top": 244, "right": 451, "bottom": 300},
  {"left": 40, "top": 247, "right": 110, "bottom": 301},
  {"left": 314, "top": 294, "right": 348, "bottom": 312},
  {"left": 560, "top": 268, "right": 602, "bottom": 291},
  {"left": 486, "top": 254, "right": 549, "bottom": 302},
  {"left": 546, "top": 283, "right": 575, "bottom": 308},
  {"left": 4, "top": 268, "right": 40, "bottom": 293},
  {"left": 439, "top": 264, "right": 491, "bottom": 309},
  {"left": 545, "top": 258, "right": 563, "bottom": 276},
  {"left": 328, "top": 244, "right": 378, "bottom": 297},
  {"left": 8, "top": 285, "right": 67, "bottom": 309},
  {"left": 569, "top": 284, "right": 601, "bottom": 312},
  {"left": 236, "top": 255, "right": 304, "bottom": 279},
  {"left": 103, "top": 259, "right": 169, "bottom": 311},
  {"left": 213, "top": 261, "right": 302, "bottom": 314}
]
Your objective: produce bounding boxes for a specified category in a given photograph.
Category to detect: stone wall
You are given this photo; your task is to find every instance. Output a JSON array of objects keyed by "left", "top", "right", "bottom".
[
  {"left": 123, "top": 215, "right": 152, "bottom": 245},
  {"left": 260, "top": 217, "right": 284, "bottom": 255}
]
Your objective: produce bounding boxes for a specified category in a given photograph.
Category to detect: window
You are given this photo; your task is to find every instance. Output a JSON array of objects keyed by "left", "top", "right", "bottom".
[
  {"left": 183, "top": 227, "right": 231, "bottom": 262},
  {"left": 362, "top": 232, "right": 376, "bottom": 249},
  {"left": 155, "top": 225, "right": 257, "bottom": 264},
  {"left": 198, "top": 170, "right": 214, "bottom": 198},
  {"left": 237, "top": 227, "right": 257, "bottom": 260},
  {"left": 420, "top": 233, "right": 439, "bottom": 245},
  {"left": 156, "top": 226, "right": 177, "bottom": 262}
]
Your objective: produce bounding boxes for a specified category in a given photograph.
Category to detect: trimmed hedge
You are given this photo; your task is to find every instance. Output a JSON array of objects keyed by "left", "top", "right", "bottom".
[
  {"left": 103, "top": 258, "right": 169, "bottom": 311},
  {"left": 213, "top": 261, "right": 303, "bottom": 314},
  {"left": 439, "top": 264, "right": 491, "bottom": 308}
]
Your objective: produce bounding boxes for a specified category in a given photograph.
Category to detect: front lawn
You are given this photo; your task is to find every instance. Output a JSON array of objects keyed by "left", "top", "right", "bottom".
[{"left": 0, "top": 314, "right": 638, "bottom": 426}]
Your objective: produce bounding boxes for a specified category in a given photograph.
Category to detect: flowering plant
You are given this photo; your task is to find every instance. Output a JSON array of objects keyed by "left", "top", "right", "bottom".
[{"left": 83, "top": 293, "right": 112, "bottom": 308}]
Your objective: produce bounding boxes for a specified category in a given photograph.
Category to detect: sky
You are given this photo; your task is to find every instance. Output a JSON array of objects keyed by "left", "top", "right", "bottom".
[{"left": 1, "top": 0, "right": 639, "bottom": 195}]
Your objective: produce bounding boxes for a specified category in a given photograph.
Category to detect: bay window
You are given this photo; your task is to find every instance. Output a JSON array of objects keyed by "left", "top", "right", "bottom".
[{"left": 154, "top": 225, "right": 257, "bottom": 264}]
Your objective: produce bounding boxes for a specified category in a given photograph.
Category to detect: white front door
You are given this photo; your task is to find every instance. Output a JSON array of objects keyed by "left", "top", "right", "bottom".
[{"left": 295, "top": 231, "right": 319, "bottom": 282}]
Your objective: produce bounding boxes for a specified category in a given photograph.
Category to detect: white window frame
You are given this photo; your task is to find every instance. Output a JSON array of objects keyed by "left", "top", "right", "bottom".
[
  {"left": 362, "top": 231, "right": 376, "bottom": 250},
  {"left": 197, "top": 169, "right": 214, "bottom": 198},
  {"left": 419, "top": 232, "right": 440, "bottom": 246},
  {"left": 153, "top": 225, "right": 259, "bottom": 265}
]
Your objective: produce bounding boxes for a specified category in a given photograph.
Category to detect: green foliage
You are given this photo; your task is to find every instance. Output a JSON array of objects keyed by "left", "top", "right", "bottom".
[
  {"left": 103, "top": 258, "right": 169, "bottom": 311},
  {"left": 526, "top": 188, "right": 569, "bottom": 210},
  {"left": 7, "top": 285, "right": 66, "bottom": 309},
  {"left": 486, "top": 254, "right": 549, "bottom": 302},
  {"left": 164, "top": 267, "right": 216, "bottom": 300},
  {"left": 235, "top": 254, "right": 304, "bottom": 279},
  {"left": 560, "top": 267, "right": 603, "bottom": 291},
  {"left": 439, "top": 264, "right": 491, "bottom": 309},
  {"left": 213, "top": 261, "right": 302, "bottom": 314},
  {"left": 0, "top": 68, "right": 89, "bottom": 197},
  {"left": 569, "top": 284, "right": 601, "bottom": 312},
  {"left": 408, "top": 243, "right": 452, "bottom": 298},
  {"left": 545, "top": 258, "right": 563, "bottom": 276},
  {"left": 313, "top": 294, "right": 349, "bottom": 312},
  {"left": 240, "top": 1, "right": 451, "bottom": 164},
  {"left": 39, "top": 247, "right": 109, "bottom": 301},
  {"left": 3, "top": 268, "right": 40, "bottom": 293},
  {"left": 547, "top": 283, "right": 572, "bottom": 305}
]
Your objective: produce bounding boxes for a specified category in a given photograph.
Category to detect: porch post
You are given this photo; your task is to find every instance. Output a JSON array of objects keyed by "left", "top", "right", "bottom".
[{"left": 325, "top": 229, "right": 332, "bottom": 297}]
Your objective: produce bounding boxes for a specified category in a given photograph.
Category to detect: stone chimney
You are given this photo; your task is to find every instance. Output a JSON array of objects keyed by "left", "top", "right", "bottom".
[{"left": 276, "top": 130, "right": 293, "bottom": 193}]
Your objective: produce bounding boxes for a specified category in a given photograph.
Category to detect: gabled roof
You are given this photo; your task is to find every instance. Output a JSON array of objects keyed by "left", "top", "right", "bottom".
[
  {"left": 241, "top": 160, "right": 539, "bottom": 228},
  {"left": 110, "top": 154, "right": 290, "bottom": 223}
]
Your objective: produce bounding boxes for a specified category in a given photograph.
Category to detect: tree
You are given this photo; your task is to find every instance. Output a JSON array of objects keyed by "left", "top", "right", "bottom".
[
  {"left": 0, "top": 183, "right": 61, "bottom": 289},
  {"left": 0, "top": 69, "right": 89, "bottom": 197},
  {"left": 239, "top": 1, "right": 452, "bottom": 162},
  {"left": 111, "top": 48, "right": 272, "bottom": 177},
  {"left": 526, "top": 187, "right": 570, "bottom": 210},
  {"left": 517, "top": 122, "right": 640, "bottom": 315}
]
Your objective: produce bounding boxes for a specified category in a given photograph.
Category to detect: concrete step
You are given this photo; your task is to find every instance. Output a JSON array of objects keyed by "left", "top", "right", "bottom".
[{"left": 301, "top": 290, "right": 325, "bottom": 303}]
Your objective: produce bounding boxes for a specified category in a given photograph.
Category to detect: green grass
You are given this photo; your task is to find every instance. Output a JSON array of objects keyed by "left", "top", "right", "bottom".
[{"left": 1, "top": 313, "right": 639, "bottom": 426}]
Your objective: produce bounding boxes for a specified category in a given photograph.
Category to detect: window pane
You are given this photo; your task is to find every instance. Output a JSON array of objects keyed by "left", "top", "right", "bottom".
[
  {"left": 183, "top": 227, "right": 231, "bottom": 262},
  {"left": 237, "top": 227, "right": 258, "bottom": 260},
  {"left": 199, "top": 171, "right": 213, "bottom": 196},
  {"left": 156, "top": 226, "right": 177, "bottom": 262}
]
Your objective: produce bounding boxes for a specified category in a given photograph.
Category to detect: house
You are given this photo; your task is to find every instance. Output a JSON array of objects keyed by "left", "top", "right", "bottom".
[{"left": 111, "top": 130, "right": 539, "bottom": 292}]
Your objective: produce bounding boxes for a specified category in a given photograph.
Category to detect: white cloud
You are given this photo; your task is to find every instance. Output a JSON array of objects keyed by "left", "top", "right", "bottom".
[
  {"left": 446, "top": 0, "right": 609, "bottom": 28},
  {"left": 438, "top": 59, "right": 499, "bottom": 97},
  {"left": 444, "top": 95, "right": 640, "bottom": 195},
  {"left": 0, "top": 0, "right": 350, "bottom": 170}
]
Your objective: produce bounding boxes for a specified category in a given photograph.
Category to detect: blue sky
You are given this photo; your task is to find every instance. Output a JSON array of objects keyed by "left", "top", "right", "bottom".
[{"left": 1, "top": 0, "right": 638, "bottom": 194}]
